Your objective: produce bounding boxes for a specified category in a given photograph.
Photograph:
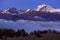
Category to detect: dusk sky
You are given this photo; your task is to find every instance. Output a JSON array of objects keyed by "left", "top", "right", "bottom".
[{"left": 0, "top": 0, "right": 60, "bottom": 10}]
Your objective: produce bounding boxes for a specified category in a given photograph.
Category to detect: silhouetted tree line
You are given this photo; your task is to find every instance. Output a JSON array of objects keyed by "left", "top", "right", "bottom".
[
  {"left": 16, "top": 29, "right": 28, "bottom": 37},
  {"left": 30, "top": 29, "right": 60, "bottom": 34},
  {"left": 0, "top": 28, "right": 60, "bottom": 40},
  {"left": 0, "top": 29, "right": 28, "bottom": 37},
  {"left": 0, "top": 29, "right": 28, "bottom": 40}
]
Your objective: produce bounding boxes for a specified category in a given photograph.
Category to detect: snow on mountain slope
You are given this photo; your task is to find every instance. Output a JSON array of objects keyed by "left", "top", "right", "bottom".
[
  {"left": 34, "top": 4, "right": 60, "bottom": 13},
  {"left": 25, "top": 9, "right": 31, "bottom": 12},
  {"left": 34, "top": 4, "right": 54, "bottom": 11},
  {"left": 47, "top": 9, "right": 60, "bottom": 13}
]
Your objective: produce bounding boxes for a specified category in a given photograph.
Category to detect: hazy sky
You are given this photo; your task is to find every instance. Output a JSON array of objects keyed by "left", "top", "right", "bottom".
[{"left": 0, "top": 0, "right": 60, "bottom": 10}]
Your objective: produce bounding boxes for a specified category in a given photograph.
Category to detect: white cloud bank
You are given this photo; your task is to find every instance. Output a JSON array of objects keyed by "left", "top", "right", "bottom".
[{"left": 0, "top": 19, "right": 60, "bottom": 33}]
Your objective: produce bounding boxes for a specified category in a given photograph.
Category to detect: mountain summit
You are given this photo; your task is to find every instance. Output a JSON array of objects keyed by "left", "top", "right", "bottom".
[
  {"left": 34, "top": 4, "right": 54, "bottom": 11},
  {"left": 34, "top": 4, "right": 60, "bottom": 13}
]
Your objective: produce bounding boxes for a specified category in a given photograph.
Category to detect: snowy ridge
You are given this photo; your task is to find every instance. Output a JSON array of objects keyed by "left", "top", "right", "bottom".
[
  {"left": 34, "top": 4, "right": 60, "bottom": 13},
  {"left": 1, "top": 4, "right": 60, "bottom": 13}
]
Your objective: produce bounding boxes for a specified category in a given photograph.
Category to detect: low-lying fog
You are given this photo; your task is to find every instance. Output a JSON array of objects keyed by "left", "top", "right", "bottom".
[{"left": 0, "top": 19, "right": 60, "bottom": 33}]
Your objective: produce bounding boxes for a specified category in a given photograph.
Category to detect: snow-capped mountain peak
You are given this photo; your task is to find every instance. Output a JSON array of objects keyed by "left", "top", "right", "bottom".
[
  {"left": 34, "top": 4, "right": 60, "bottom": 13},
  {"left": 1, "top": 8, "right": 10, "bottom": 13},
  {"left": 34, "top": 4, "right": 54, "bottom": 11},
  {"left": 1, "top": 8, "right": 18, "bottom": 13}
]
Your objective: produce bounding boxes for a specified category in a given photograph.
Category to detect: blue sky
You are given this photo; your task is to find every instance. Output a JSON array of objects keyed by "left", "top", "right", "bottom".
[
  {"left": 0, "top": 0, "right": 60, "bottom": 32},
  {"left": 0, "top": 0, "right": 60, "bottom": 10}
]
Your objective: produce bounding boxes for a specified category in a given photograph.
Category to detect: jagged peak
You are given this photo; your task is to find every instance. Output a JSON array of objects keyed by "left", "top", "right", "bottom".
[
  {"left": 34, "top": 4, "right": 54, "bottom": 11},
  {"left": 1, "top": 8, "right": 18, "bottom": 13},
  {"left": 33, "top": 4, "right": 60, "bottom": 13}
]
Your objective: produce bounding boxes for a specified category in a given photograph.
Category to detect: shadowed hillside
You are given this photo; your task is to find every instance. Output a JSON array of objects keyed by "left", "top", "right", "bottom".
[{"left": 0, "top": 28, "right": 60, "bottom": 40}]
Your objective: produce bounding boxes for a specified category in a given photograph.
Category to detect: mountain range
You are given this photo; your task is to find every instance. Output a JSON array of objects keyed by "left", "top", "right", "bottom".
[{"left": 0, "top": 4, "right": 60, "bottom": 21}]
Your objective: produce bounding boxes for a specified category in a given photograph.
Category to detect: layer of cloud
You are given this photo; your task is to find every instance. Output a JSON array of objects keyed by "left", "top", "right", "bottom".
[{"left": 0, "top": 19, "right": 60, "bottom": 33}]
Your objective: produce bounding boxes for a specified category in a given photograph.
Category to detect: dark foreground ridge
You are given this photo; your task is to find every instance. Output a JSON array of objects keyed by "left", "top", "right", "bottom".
[
  {"left": 0, "top": 28, "right": 60, "bottom": 40},
  {"left": 0, "top": 8, "right": 60, "bottom": 21}
]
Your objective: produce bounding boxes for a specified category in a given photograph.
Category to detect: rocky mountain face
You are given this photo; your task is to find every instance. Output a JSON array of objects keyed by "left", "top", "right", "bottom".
[{"left": 0, "top": 4, "right": 60, "bottom": 21}]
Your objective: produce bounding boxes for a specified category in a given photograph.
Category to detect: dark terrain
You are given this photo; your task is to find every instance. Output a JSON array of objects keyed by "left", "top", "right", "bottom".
[{"left": 0, "top": 28, "right": 60, "bottom": 40}]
